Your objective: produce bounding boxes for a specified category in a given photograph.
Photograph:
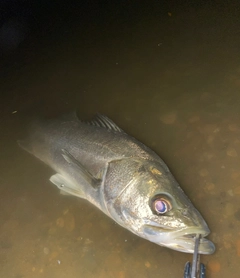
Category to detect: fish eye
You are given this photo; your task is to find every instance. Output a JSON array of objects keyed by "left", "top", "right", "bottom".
[{"left": 151, "top": 197, "right": 172, "bottom": 215}]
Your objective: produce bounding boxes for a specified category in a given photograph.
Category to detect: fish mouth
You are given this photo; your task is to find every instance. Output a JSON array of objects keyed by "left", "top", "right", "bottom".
[
  {"left": 169, "top": 231, "right": 215, "bottom": 254},
  {"left": 143, "top": 225, "right": 215, "bottom": 254}
]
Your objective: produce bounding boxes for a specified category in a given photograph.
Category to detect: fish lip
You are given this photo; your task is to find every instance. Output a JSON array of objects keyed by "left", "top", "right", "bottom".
[
  {"left": 172, "top": 227, "right": 210, "bottom": 239},
  {"left": 172, "top": 230, "right": 215, "bottom": 254},
  {"left": 143, "top": 225, "right": 215, "bottom": 254}
]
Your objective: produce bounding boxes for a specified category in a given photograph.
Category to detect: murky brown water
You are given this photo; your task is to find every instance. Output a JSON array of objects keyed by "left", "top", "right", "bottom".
[{"left": 1, "top": 2, "right": 240, "bottom": 277}]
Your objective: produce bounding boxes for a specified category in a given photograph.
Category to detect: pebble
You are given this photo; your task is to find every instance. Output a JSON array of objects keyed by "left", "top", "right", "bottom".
[
  {"left": 227, "top": 189, "right": 234, "bottom": 196},
  {"left": 49, "top": 251, "right": 59, "bottom": 262},
  {"left": 227, "top": 147, "right": 238, "bottom": 157},
  {"left": 43, "top": 247, "right": 50, "bottom": 255},
  {"left": 199, "top": 169, "right": 209, "bottom": 177},
  {"left": 202, "top": 152, "right": 214, "bottom": 160},
  {"left": 84, "top": 238, "right": 93, "bottom": 245},
  {"left": 204, "top": 182, "right": 215, "bottom": 191},
  {"left": 63, "top": 208, "right": 69, "bottom": 215},
  {"left": 56, "top": 217, "right": 64, "bottom": 228},
  {"left": 145, "top": 261, "right": 151, "bottom": 268}
]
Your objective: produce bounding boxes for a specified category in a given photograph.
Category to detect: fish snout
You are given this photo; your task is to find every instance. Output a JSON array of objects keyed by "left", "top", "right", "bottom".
[{"left": 179, "top": 207, "right": 210, "bottom": 232}]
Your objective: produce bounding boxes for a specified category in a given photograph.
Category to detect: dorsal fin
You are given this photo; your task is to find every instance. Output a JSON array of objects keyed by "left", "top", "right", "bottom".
[{"left": 84, "top": 114, "right": 124, "bottom": 132}]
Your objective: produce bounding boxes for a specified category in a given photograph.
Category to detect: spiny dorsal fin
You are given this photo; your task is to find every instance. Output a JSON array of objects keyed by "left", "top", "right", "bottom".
[{"left": 85, "top": 114, "right": 124, "bottom": 132}]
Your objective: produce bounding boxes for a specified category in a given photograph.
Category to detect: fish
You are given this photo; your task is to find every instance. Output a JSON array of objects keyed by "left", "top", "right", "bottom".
[{"left": 18, "top": 112, "right": 215, "bottom": 254}]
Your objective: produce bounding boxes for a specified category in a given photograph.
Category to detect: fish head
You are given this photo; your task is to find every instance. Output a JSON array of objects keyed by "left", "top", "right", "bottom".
[{"left": 113, "top": 160, "right": 215, "bottom": 254}]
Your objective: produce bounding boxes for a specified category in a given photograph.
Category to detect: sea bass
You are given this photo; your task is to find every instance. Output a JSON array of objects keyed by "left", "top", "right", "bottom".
[{"left": 19, "top": 113, "right": 215, "bottom": 254}]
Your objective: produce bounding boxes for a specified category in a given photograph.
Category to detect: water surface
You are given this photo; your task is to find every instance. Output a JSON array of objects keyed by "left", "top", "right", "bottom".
[{"left": 1, "top": 2, "right": 240, "bottom": 277}]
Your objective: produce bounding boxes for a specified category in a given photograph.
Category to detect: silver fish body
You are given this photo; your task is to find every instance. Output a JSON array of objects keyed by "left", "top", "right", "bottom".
[{"left": 19, "top": 113, "right": 215, "bottom": 254}]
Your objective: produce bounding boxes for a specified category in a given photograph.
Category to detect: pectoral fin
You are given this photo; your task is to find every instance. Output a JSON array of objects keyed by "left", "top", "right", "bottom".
[
  {"left": 62, "top": 149, "right": 101, "bottom": 190},
  {"left": 50, "top": 173, "right": 86, "bottom": 199}
]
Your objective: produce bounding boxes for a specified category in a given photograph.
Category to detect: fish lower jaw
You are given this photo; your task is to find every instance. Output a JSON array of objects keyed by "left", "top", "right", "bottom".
[
  {"left": 165, "top": 237, "right": 215, "bottom": 254},
  {"left": 143, "top": 227, "right": 215, "bottom": 254},
  {"left": 159, "top": 232, "right": 215, "bottom": 255}
]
